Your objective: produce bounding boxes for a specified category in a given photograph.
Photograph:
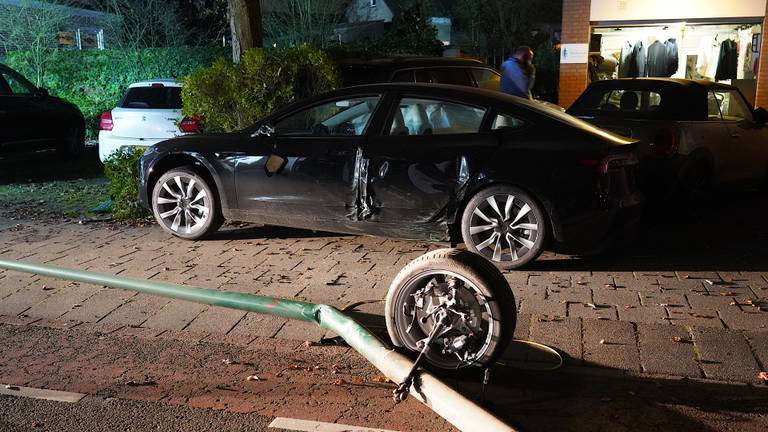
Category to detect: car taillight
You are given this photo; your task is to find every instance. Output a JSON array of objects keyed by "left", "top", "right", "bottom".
[
  {"left": 179, "top": 115, "right": 200, "bottom": 133},
  {"left": 650, "top": 128, "right": 678, "bottom": 157},
  {"left": 99, "top": 111, "right": 113, "bottom": 131},
  {"left": 600, "top": 151, "right": 639, "bottom": 174}
]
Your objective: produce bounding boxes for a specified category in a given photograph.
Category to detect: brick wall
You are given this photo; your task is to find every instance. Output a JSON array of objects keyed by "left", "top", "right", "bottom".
[
  {"left": 755, "top": 4, "right": 768, "bottom": 109},
  {"left": 558, "top": 0, "right": 592, "bottom": 108}
]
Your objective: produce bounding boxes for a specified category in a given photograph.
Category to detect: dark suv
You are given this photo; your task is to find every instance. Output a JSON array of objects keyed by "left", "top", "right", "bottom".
[
  {"left": 0, "top": 64, "right": 85, "bottom": 156},
  {"left": 338, "top": 57, "right": 500, "bottom": 90}
]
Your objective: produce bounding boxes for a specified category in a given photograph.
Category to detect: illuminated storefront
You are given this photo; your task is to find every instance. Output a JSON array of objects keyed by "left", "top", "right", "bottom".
[{"left": 559, "top": 0, "right": 768, "bottom": 109}]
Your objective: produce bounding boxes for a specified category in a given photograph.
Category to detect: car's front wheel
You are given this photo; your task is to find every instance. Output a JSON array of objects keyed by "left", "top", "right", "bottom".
[
  {"left": 151, "top": 167, "right": 223, "bottom": 240},
  {"left": 461, "top": 185, "right": 547, "bottom": 270}
]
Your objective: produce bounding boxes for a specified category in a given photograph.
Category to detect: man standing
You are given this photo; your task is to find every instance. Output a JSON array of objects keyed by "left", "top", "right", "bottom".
[{"left": 500, "top": 46, "right": 536, "bottom": 99}]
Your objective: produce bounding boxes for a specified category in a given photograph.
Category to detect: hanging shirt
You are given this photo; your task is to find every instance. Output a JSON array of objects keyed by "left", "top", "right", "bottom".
[
  {"left": 646, "top": 40, "right": 668, "bottom": 77},
  {"left": 628, "top": 41, "right": 646, "bottom": 78},
  {"left": 618, "top": 42, "right": 633, "bottom": 78},
  {"left": 697, "top": 36, "right": 719, "bottom": 79},
  {"left": 715, "top": 39, "right": 738, "bottom": 81},
  {"left": 665, "top": 38, "right": 679, "bottom": 77}
]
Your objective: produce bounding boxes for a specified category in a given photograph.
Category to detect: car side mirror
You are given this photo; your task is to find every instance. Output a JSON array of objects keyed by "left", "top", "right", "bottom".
[
  {"left": 754, "top": 107, "right": 768, "bottom": 125},
  {"left": 36, "top": 88, "right": 49, "bottom": 98},
  {"left": 264, "top": 154, "right": 286, "bottom": 177},
  {"left": 251, "top": 123, "right": 274, "bottom": 138}
]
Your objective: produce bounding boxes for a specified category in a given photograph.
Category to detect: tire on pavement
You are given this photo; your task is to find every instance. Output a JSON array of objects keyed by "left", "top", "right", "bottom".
[
  {"left": 151, "top": 167, "right": 223, "bottom": 240},
  {"left": 385, "top": 248, "right": 516, "bottom": 370},
  {"left": 461, "top": 185, "right": 547, "bottom": 270}
]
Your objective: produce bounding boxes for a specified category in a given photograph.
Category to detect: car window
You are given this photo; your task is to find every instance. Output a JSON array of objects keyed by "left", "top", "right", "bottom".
[
  {"left": 0, "top": 69, "right": 36, "bottom": 96},
  {"left": 571, "top": 88, "right": 663, "bottom": 114},
  {"left": 389, "top": 97, "right": 486, "bottom": 136},
  {"left": 120, "top": 86, "right": 182, "bottom": 109},
  {"left": 470, "top": 68, "right": 500, "bottom": 90},
  {"left": 711, "top": 90, "right": 752, "bottom": 122},
  {"left": 491, "top": 113, "right": 525, "bottom": 130},
  {"left": 429, "top": 68, "right": 472, "bottom": 86},
  {"left": 274, "top": 96, "right": 381, "bottom": 137},
  {"left": 706, "top": 92, "right": 722, "bottom": 120}
]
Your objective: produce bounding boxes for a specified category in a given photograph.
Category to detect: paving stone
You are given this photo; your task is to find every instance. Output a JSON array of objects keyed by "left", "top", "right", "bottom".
[
  {"left": 717, "top": 307, "right": 768, "bottom": 331},
  {"left": 617, "top": 305, "right": 668, "bottom": 325},
  {"left": 0, "top": 284, "right": 55, "bottom": 316},
  {"left": 140, "top": 299, "right": 208, "bottom": 331},
  {"left": 639, "top": 292, "right": 688, "bottom": 308},
  {"left": 745, "top": 331, "right": 768, "bottom": 370},
  {"left": 691, "top": 327, "right": 762, "bottom": 384},
  {"left": 60, "top": 288, "right": 135, "bottom": 323},
  {"left": 24, "top": 283, "right": 101, "bottom": 319},
  {"left": 568, "top": 303, "right": 617, "bottom": 321},
  {"left": 228, "top": 312, "right": 286, "bottom": 339},
  {"left": 592, "top": 288, "right": 640, "bottom": 307},
  {"left": 98, "top": 294, "right": 171, "bottom": 327},
  {"left": 547, "top": 286, "right": 591, "bottom": 305},
  {"left": 184, "top": 306, "right": 247, "bottom": 334},
  {"left": 665, "top": 308, "right": 723, "bottom": 328},
  {"left": 274, "top": 320, "right": 326, "bottom": 342},
  {"left": 636, "top": 324, "right": 701, "bottom": 378},
  {"left": 529, "top": 316, "right": 581, "bottom": 363},
  {"left": 582, "top": 319, "right": 640, "bottom": 372},
  {"left": 519, "top": 298, "right": 566, "bottom": 317},
  {"left": 686, "top": 293, "right": 740, "bottom": 310}
]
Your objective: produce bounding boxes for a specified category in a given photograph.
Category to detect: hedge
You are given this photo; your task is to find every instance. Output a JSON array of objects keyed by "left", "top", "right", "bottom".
[{"left": 4, "top": 47, "right": 227, "bottom": 138}]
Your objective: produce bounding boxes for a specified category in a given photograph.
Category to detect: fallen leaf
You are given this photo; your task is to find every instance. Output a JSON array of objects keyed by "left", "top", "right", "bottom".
[
  {"left": 586, "top": 303, "right": 598, "bottom": 309},
  {"left": 671, "top": 336, "right": 683, "bottom": 342},
  {"left": 599, "top": 339, "right": 606, "bottom": 344},
  {"left": 246, "top": 375, "right": 260, "bottom": 381},
  {"left": 222, "top": 358, "right": 237, "bottom": 365},
  {"left": 758, "top": 372, "right": 768, "bottom": 382},
  {"left": 353, "top": 376, "right": 363, "bottom": 385},
  {"left": 333, "top": 379, "right": 348, "bottom": 385},
  {"left": 372, "top": 374, "right": 391, "bottom": 383}
]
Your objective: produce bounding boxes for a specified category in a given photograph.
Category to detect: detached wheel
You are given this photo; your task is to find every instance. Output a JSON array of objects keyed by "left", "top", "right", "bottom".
[
  {"left": 385, "top": 248, "right": 516, "bottom": 370},
  {"left": 461, "top": 185, "right": 547, "bottom": 269},
  {"left": 151, "top": 167, "right": 223, "bottom": 240}
]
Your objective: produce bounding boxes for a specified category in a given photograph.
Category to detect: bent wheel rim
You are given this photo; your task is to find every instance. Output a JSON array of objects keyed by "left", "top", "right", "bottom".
[
  {"left": 394, "top": 270, "right": 496, "bottom": 369},
  {"left": 155, "top": 175, "right": 210, "bottom": 235},
  {"left": 469, "top": 194, "right": 539, "bottom": 264}
]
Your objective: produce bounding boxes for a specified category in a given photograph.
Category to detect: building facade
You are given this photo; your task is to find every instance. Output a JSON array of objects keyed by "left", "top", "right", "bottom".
[{"left": 559, "top": 0, "right": 768, "bottom": 109}]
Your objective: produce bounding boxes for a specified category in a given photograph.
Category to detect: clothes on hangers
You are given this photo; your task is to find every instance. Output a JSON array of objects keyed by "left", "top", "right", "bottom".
[
  {"left": 697, "top": 36, "right": 720, "bottom": 79},
  {"left": 629, "top": 40, "right": 646, "bottom": 77},
  {"left": 618, "top": 41, "right": 633, "bottom": 78},
  {"left": 665, "top": 38, "right": 679, "bottom": 76},
  {"left": 646, "top": 40, "right": 667, "bottom": 77},
  {"left": 715, "top": 38, "right": 738, "bottom": 81}
]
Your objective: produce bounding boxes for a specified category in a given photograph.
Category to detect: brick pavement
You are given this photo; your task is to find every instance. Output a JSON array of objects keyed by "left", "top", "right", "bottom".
[{"left": 1, "top": 198, "right": 768, "bottom": 386}]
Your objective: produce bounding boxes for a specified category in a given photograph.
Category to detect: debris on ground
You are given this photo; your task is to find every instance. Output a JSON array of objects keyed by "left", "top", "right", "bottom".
[{"left": 246, "top": 375, "right": 261, "bottom": 381}]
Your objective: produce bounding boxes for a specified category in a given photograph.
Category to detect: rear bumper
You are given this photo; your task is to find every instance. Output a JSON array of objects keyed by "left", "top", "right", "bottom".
[
  {"left": 551, "top": 192, "right": 644, "bottom": 255},
  {"left": 98, "top": 132, "right": 167, "bottom": 162}
]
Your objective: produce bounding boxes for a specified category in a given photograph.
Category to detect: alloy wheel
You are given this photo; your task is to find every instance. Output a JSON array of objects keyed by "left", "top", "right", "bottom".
[
  {"left": 468, "top": 194, "right": 540, "bottom": 264},
  {"left": 155, "top": 174, "right": 210, "bottom": 235}
]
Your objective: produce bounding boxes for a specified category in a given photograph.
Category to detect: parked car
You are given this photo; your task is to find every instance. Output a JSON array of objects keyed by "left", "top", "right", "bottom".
[
  {"left": 138, "top": 83, "right": 642, "bottom": 269},
  {"left": 567, "top": 78, "right": 768, "bottom": 194},
  {"left": 98, "top": 79, "right": 199, "bottom": 162},
  {"left": 338, "top": 57, "right": 502, "bottom": 90},
  {"left": 0, "top": 64, "right": 85, "bottom": 156},
  {"left": 340, "top": 56, "right": 566, "bottom": 112}
]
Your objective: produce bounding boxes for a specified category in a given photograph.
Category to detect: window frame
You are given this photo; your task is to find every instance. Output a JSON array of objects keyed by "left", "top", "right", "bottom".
[
  {"left": 709, "top": 89, "right": 754, "bottom": 123},
  {"left": 0, "top": 67, "right": 38, "bottom": 97},
  {"left": 270, "top": 94, "right": 384, "bottom": 138},
  {"left": 382, "top": 93, "right": 491, "bottom": 137}
]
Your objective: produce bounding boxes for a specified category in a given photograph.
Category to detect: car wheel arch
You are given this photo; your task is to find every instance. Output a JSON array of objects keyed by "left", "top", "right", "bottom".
[{"left": 147, "top": 153, "right": 226, "bottom": 209}]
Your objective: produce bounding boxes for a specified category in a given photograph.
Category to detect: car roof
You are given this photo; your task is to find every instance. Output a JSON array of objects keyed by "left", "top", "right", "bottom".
[
  {"left": 128, "top": 79, "right": 181, "bottom": 88},
  {"left": 337, "top": 57, "right": 493, "bottom": 69},
  {"left": 586, "top": 77, "right": 736, "bottom": 91}
]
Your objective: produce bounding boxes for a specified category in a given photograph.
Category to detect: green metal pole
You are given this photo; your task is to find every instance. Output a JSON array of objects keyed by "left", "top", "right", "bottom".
[{"left": 0, "top": 258, "right": 515, "bottom": 432}]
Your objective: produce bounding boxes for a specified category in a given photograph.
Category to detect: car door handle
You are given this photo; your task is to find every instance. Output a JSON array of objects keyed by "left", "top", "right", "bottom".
[{"left": 730, "top": 132, "right": 741, "bottom": 138}]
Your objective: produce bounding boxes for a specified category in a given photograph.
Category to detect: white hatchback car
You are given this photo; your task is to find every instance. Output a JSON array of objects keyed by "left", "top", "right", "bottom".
[{"left": 98, "top": 79, "right": 198, "bottom": 162}]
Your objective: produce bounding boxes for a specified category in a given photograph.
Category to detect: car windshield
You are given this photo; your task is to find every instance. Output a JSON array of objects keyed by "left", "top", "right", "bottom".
[{"left": 119, "top": 85, "right": 182, "bottom": 109}]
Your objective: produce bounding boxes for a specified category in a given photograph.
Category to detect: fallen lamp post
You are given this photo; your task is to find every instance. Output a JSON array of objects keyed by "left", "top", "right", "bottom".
[{"left": 0, "top": 254, "right": 516, "bottom": 432}]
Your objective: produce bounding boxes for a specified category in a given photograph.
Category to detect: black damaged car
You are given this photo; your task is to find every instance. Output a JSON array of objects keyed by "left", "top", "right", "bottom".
[{"left": 139, "top": 83, "right": 642, "bottom": 269}]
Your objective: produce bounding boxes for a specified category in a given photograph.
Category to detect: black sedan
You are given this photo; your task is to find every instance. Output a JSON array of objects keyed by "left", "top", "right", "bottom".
[
  {"left": 0, "top": 64, "right": 85, "bottom": 156},
  {"left": 139, "top": 84, "right": 642, "bottom": 269}
]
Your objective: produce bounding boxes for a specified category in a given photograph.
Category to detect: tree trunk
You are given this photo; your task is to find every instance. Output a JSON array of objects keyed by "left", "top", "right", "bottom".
[{"left": 228, "top": 0, "right": 263, "bottom": 63}]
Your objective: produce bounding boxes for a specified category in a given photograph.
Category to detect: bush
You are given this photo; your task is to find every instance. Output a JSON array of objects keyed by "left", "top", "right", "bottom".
[
  {"left": 181, "top": 45, "right": 339, "bottom": 133},
  {"left": 103, "top": 148, "right": 148, "bottom": 219},
  {"left": 4, "top": 47, "right": 226, "bottom": 138}
]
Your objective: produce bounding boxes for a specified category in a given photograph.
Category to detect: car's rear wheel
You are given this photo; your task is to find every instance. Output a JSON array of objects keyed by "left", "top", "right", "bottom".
[
  {"left": 385, "top": 248, "right": 516, "bottom": 370},
  {"left": 461, "top": 185, "right": 547, "bottom": 270},
  {"left": 151, "top": 167, "right": 223, "bottom": 240},
  {"left": 58, "top": 122, "right": 85, "bottom": 158}
]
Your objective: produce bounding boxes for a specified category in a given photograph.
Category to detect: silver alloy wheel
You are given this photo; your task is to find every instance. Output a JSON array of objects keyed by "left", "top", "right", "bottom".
[
  {"left": 468, "top": 194, "right": 539, "bottom": 264},
  {"left": 396, "top": 270, "right": 496, "bottom": 368},
  {"left": 155, "top": 174, "right": 210, "bottom": 235}
]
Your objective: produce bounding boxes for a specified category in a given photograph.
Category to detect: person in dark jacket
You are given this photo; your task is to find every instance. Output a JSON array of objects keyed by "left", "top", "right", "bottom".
[{"left": 500, "top": 46, "right": 535, "bottom": 99}]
